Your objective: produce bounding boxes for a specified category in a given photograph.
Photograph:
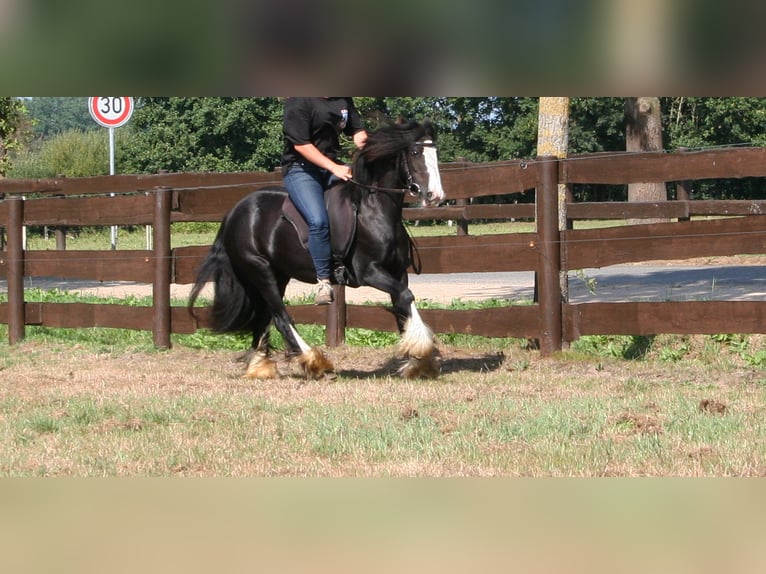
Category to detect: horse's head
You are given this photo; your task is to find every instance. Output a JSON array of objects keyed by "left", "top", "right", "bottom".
[
  {"left": 406, "top": 120, "right": 446, "bottom": 207},
  {"left": 353, "top": 119, "right": 446, "bottom": 207}
]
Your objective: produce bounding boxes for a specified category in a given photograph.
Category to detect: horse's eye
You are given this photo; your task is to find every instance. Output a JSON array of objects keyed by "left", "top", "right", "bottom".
[{"left": 411, "top": 149, "right": 420, "bottom": 156}]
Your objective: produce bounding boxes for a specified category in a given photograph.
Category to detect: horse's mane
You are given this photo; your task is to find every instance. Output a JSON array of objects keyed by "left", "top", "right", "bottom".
[{"left": 351, "top": 120, "right": 435, "bottom": 186}]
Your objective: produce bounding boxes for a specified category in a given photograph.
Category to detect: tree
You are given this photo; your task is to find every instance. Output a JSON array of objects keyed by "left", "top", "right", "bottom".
[
  {"left": 12, "top": 97, "right": 766, "bottom": 203},
  {"left": 569, "top": 97, "right": 625, "bottom": 154},
  {"left": 537, "top": 97, "right": 571, "bottom": 306},
  {"left": 354, "top": 97, "right": 540, "bottom": 163},
  {"left": 537, "top": 98, "right": 570, "bottom": 157},
  {"left": 24, "top": 97, "right": 96, "bottom": 140},
  {"left": 625, "top": 97, "right": 666, "bottom": 222},
  {"left": 121, "top": 97, "right": 284, "bottom": 174},
  {"left": 664, "top": 97, "right": 766, "bottom": 199},
  {"left": 537, "top": 97, "right": 570, "bottom": 227},
  {"left": 8, "top": 129, "right": 116, "bottom": 178},
  {"left": 666, "top": 97, "right": 766, "bottom": 150},
  {"left": 0, "top": 97, "right": 29, "bottom": 176}
]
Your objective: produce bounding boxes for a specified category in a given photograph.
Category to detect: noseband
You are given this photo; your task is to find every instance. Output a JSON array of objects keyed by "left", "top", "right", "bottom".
[{"left": 349, "top": 140, "right": 435, "bottom": 199}]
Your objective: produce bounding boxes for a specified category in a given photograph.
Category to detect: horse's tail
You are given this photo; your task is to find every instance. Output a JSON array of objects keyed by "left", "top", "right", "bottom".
[{"left": 187, "top": 223, "right": 256, "bottom": 333}]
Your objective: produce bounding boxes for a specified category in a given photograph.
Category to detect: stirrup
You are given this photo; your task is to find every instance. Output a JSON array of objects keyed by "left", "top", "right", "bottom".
[{"left": 333, "top": 265, "right": 350, "bottom": 285}]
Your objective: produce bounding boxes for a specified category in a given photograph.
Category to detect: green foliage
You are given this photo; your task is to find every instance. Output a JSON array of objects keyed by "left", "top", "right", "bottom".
[
  {"left": 9, "top": 97, "right": 766, "bottom": 200},
  {"left": 569, "top": 98, "right": 626, "bottom": 153},
  {"left": 666, "top": 97, "right": 766, "bottom": 150},
  {"left": 664, "top": 97, "right": 766, "bottom": 199},
  {"left": 345, "top": 328, "right": 398, "bottom": 347},
  {"left": 8, "top": 128, "right": 134, "bottom": 178},
  {"left": 355, "top": 97, "right": 540, "bottom": 162},
  {"left": 23, "top": 97, "right": 97, "bottom": 139},
  {"left": 121, "top": 97, "right": 284, "bottom": 174},
  {"left": 18, "top": 288, "right": 151, "bottom": 306},
  {"left": 572, "top": 335, "right": 654, "bottom": 360},
  {"left": 170, "top": 222, "right": 220, "bottom": 235},
  {"left": 0, "top": 97, "right": 30, "bottom": 175},
  {"left": 712, "top": 334, "right": 766, "bottom": 367}
]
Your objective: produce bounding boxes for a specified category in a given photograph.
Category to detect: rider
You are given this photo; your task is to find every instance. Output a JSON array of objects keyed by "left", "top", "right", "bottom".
[{"left": 281, "top": 97, "right": 368, "bottom": 305}]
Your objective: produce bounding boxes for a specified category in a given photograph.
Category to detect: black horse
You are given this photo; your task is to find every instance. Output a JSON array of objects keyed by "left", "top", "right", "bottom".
[{"left": 188, "top": 120, "right": 445, "bottom": 379}]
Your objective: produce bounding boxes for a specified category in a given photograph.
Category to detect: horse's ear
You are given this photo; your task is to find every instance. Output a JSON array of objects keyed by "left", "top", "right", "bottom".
[{"left": 422, "top": 118, "right": 437, "bottom": 141}]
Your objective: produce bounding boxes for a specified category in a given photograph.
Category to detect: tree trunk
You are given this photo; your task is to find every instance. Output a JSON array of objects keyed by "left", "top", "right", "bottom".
[
  {"left": 536, "top": 97, "right": 570, "bottom": 349},
  {"left": 625, "top": 97, "right": 667, "bottom": 224},
  {"left": 537, "top": 97, "right": 570, "bottom": 230}
]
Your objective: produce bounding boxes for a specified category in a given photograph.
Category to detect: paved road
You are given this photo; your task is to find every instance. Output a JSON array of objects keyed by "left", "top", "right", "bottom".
[
  {"left": 567, "top": 264, "right": 766, "bottom": 303},
  {"left": 2, "top": 264, "right": 765, "bottom": 304}
]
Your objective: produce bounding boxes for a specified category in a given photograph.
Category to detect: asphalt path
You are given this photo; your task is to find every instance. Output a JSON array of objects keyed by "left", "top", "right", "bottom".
[{"left": 2, "top": 264, "right": 766, "bottom": 304}]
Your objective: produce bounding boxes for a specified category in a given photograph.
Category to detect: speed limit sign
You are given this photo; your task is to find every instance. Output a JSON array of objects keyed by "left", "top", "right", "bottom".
[{"left": 88, "top": 97, "right": 134, "bottom": 128}]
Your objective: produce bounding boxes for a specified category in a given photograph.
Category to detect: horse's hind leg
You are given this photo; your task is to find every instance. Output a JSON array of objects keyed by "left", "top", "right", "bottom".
[
  {"left": 275, "top": 309, "right": 334, "bottom": 380},
  {"left": 239, "top": 256, "right": 334, "bottom": 380},
  {"left": 242, "top": 307, "right": 279, "bottom": 379}
]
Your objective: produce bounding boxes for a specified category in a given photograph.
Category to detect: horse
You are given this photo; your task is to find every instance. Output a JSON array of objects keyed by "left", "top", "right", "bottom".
[{"left": 188, "top": 119, "right": 446, "bottom": 380}]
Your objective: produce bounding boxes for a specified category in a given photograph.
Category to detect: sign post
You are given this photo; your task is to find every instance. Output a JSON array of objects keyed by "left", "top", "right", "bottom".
[{"left": 88, "top": 97, "right": 134, "bottom": 250}]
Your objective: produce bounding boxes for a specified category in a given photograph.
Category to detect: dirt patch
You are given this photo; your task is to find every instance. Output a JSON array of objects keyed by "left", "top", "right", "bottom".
[
  {"left": 612, "top": 412, "right": 665, "bottom": 435},
  {"left": 698, "top": 399, "right": 728, "bottom": 415}
]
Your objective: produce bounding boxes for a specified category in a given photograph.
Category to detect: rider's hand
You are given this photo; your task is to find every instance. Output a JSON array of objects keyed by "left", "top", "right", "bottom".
[{"left": 332, "top": 164, "right": 353, "bottom": 181}]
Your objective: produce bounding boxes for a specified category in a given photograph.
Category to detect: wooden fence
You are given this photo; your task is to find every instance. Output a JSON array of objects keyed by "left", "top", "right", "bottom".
[{"left": 2, "top": 147, "right": 766, "bottom": 355}]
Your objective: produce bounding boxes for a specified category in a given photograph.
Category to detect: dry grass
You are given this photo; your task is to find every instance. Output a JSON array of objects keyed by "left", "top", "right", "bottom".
[{"left": 1, "top": 338, "right": 765, "bottom": 476}]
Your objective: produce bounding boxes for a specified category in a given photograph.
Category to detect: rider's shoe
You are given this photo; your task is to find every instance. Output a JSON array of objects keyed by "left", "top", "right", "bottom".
[{"left": 314, "top": 280, "right": 334, "bottom": 305}]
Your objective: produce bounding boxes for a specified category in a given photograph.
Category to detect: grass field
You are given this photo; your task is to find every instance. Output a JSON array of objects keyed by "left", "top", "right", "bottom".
[
  {"left": 3, "top": 225, "right": 766, "bottom": 477},
  {"left": 1, "top": 319, "right": 765, "bottom": 476}
]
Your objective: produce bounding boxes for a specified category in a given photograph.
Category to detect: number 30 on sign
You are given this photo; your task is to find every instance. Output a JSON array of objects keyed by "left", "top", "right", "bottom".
[{"left": 89, "top": 97, "right": 134, "bottom": 128}]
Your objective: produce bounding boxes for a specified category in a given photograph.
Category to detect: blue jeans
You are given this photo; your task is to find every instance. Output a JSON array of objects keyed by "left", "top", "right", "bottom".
[{"left": 284, "top": 162, "right": 333, "bottom": 280}]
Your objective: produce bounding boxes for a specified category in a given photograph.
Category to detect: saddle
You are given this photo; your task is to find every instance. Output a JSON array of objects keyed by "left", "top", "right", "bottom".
[{"left": 281, "top": 185, "right": 358, "bottom": 285}]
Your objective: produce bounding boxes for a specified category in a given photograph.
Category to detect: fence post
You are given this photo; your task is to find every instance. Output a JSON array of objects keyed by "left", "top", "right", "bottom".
[
  {"left": 326, "top": 285, "right": 346, "bottom": 346},
  {"left": 153, "top": 187, "right": 172, "bottom": 349},
  {"left": 0, "top": 191, "right": 4, "bottom": 249},
  {"left": 6, "top": 196, "right": 25, "bottom": 344},
  {"left": 454, "top": 157, "right": 470, "bottom": 236},
  {"left": 536, "top": 156, "right": 563, "bottom": 355},
  {"left": 54, "top": 176, "right": 67, "bottom": 250},
  {"left": 676, "top": 148, "right": 692, "bottom": 222},
  {"left": 54, "top": 228, "right": 67, "bottom": 250}
]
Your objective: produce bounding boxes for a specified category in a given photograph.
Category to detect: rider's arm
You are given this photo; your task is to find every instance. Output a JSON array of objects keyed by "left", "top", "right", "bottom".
[{"left": 294, "top": 143, "right": 352, "bottom": 181}]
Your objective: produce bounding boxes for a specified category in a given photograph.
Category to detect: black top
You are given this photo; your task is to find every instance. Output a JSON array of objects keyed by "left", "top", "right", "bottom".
[{"left": 281, "top": 97, "right": 365, "bottom": 171}]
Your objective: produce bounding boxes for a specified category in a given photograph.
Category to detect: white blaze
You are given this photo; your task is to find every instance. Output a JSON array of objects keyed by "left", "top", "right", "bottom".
[{"left": 422, "top": 142, "right": 445, "bottom": 204}]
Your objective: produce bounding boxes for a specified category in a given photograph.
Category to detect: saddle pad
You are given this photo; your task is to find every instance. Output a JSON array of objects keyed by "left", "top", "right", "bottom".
[{"left": 281, "top": 186, "right": 357, "bottom": 259}]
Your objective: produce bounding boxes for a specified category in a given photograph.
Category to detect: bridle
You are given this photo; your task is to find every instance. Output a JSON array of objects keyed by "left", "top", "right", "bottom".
[{"left": 348, "top": 140, "right": 436, "bottom": 199}]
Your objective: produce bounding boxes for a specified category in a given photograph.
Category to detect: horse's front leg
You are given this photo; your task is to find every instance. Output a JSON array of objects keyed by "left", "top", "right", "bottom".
[
  {"left": 364, "top": 266, "right": 440, "bottom": 378},
  {"left": 395, "top": 294, "right": 440, "bottom": 379}
]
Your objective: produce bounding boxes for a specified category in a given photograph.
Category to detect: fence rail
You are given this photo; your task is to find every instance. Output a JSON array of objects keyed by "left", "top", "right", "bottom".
[{"left": 2, "top": 147, "right": 766, "bottom": 354}]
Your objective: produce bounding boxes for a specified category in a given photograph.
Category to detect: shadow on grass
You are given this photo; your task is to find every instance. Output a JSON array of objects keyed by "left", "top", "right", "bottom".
[
  {"left": 338, "top": 351, "right": 505, "bottom": 379},
  {"left": 625, "top": 335, "right": 655, "bottom": 360}
]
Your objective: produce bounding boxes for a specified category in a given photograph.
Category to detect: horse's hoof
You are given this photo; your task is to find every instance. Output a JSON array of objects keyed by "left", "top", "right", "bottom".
[
  {"left": 398, "top": 354, "right": 441, "bottom": 379},
  {"left": 244, "top": 353, "right": 279, "bottom": 379},
  {"left": 298, "top": 348, "right": 335, "bottom": 380}
]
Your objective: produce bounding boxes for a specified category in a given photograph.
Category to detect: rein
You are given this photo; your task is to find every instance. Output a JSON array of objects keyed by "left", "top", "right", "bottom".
[
  {"left": 348, "top": 178, "right": 417, "bottom": 196},
  {"left": 348, "top": 139, "right": 435, "bottom": 199}
]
